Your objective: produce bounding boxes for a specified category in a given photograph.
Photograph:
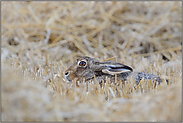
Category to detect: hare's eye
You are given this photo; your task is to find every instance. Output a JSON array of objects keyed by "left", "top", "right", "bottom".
[{"left": 79, "top": 61, "right": 86, "bottom": 67}]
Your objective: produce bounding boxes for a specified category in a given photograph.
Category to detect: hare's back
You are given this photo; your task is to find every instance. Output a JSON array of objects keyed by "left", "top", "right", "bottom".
[{"left": 127, "top": 72, "right": 162, "bottom": 85}]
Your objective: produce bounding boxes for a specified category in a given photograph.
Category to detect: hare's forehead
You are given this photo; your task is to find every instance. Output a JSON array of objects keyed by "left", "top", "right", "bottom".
[
  {"left": 77, "top": 58, "right": 87, "bottom": 63},
  {"left": 76, "top": 57, "right": 99, "bottom": 63}
]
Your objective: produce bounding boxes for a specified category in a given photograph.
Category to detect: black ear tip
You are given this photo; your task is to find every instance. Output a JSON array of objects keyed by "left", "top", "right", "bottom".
[
  {"left": 130, "top": 67, "right": 133, "bottom": 72},
  {"left": 122, "top": 65, "right": 133, "bottom": 72}
]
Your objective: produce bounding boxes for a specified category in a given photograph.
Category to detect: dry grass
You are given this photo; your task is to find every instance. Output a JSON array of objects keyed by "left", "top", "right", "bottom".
[{"left": 1, "top": 1, "right": 182, "bottom": 122}]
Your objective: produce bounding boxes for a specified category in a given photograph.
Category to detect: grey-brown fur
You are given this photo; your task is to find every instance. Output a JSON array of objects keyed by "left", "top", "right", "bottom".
[{"left": 65, "top": 56, "right": 169, "bottom": 85}]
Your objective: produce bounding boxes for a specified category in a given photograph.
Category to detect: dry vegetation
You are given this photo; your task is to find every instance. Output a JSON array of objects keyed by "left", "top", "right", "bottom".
[{"left": 1, "top": 1, "right": 182, "bottom": 122}]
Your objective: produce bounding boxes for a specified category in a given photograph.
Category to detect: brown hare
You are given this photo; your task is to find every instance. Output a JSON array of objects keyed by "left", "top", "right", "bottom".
[{"left": 65, "top": 56, "right": 170, "bottom": 85}]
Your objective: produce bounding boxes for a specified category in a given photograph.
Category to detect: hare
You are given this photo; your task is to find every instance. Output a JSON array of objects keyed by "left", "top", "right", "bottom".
[{"left": 65, "top": 56, "right": 169, "bottom": 86}]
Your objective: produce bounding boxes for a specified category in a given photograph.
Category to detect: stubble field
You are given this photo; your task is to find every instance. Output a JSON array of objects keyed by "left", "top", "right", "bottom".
[{"left": 1, "top": 1, "right": 182, "bottom": 122}]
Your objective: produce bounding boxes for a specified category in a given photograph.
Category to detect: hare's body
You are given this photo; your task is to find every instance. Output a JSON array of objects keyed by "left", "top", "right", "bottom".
[
  {"left": 86, "top": 71, "right": 162, "bottom": 85},
  {"left": 65, "top": 56, "right": 165, "bottom": 85}
]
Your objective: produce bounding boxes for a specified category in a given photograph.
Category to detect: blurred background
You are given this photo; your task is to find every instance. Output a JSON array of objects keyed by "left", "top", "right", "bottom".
[{"left": 2, "top": 1, "right": 182, "bottom": 68}]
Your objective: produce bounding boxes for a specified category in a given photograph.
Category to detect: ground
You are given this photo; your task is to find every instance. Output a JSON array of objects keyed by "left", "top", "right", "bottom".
[{"left": 1, "top": 1, "right": 182, "bottom": 122}]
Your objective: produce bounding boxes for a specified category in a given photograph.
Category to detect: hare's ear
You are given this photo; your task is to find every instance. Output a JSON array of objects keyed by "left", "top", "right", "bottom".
[{"left": 99, "top": 61, "right": 133, "bottom": 75}]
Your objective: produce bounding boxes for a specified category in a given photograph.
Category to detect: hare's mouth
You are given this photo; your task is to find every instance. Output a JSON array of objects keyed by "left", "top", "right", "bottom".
[
  {"left": 65, "top": 76, "right": 72, "bottom": 82},
  {"left": 65, "top": 70, "right": 73, "bottom": 82}
]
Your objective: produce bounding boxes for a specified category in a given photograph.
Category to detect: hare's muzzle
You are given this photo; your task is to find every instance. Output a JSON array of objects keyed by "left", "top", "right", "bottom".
[
  {"left": 65, "top": 71, "right": 69, "bottom": 76},
  {"left": 65, "top": 70, "right": 72, "bottom": 82}
]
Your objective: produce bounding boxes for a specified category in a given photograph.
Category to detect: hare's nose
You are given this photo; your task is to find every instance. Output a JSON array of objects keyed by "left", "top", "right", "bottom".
[
  {"left": 65, "top": 71, "right": 71, "bottom": 76},
  {"left": 65, "top": 72, "right": 69, "bottom": 76}
]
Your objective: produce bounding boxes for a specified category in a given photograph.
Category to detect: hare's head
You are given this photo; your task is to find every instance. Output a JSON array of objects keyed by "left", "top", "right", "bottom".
[{"left": 65, "top": 56, "right": 133, "bottom": 82}]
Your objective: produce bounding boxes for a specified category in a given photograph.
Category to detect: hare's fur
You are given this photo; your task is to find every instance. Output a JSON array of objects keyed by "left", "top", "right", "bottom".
[{"left": 65, "top": 56, "right": 165, "bottom": 85}]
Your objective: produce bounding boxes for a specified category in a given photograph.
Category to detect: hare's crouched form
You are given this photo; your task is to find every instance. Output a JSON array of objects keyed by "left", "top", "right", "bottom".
[{"left": 65, "top": 56, "right": 166, "bottom": 85}]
